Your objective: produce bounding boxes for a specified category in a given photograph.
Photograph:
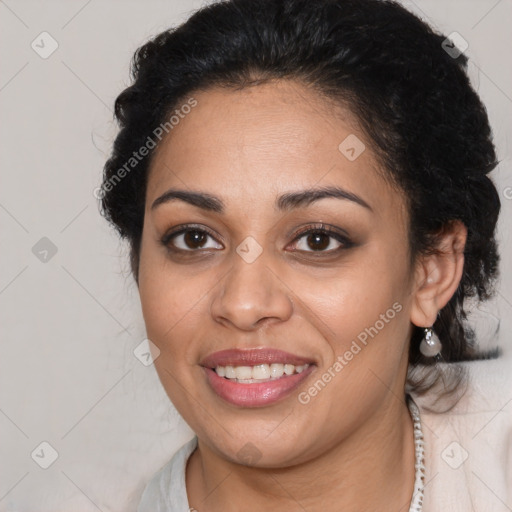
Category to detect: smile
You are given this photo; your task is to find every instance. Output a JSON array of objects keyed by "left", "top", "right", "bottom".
[
  {"left": 200, "top": 347, "right": 317, "bottom": 407},
  {"left": 214, "top": 363, "right": 310, "bottom": 382}
]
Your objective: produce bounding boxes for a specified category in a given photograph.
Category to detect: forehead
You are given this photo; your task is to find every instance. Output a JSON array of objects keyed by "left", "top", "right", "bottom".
[{"left": 146, "top": 80, "right": 404, "bottom": 218}]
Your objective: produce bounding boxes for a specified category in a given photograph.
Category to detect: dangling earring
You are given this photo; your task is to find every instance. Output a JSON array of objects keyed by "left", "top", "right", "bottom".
[{"left": 419, "top": 327, "right": 442, "bottom": 359}]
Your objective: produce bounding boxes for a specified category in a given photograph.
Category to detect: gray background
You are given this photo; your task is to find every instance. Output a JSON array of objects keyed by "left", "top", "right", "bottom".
[{"left": 1, "top": 0, "right": 511, "bottom": 510}]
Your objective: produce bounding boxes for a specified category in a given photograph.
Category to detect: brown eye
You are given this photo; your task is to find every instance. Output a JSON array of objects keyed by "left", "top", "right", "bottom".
[
  {"left": 183, "top": 230, "right": 208, "bottom": 249},
  {"left": 162, "top": 226, "right": 223, "bottom": 252},
  {"left": 304, "top": 232, "right": 331, "bottom": 251},
  {"left": 291, "top": 225, "right": 354, "bottom": 254}
]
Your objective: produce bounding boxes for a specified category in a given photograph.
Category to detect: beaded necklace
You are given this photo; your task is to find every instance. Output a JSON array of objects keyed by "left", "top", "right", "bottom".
[{"left": 407, "top": 396, "right": 426, "bottom": 511}]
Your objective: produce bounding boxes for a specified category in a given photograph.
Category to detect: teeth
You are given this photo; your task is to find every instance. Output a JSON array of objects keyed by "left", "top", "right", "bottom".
[
  {"left": 214, "top": 363, "right": 310, "bottom": 382},
  {"left": 235, "top": 366, "right": 252, "bottom": 380},
  {"left": 270, "top": 363, "right": 284, "bottom": 378},
  {"left": 284, "top": 364, "right": 295, "bottom": 375},
  {"left": 252, "top": 364, "right": 271, "bottom": 379}
]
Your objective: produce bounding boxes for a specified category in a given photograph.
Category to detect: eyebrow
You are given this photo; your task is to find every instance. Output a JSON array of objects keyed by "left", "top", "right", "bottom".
[{"left": 150, "top": 185, "right": 372, "bottom": 213}]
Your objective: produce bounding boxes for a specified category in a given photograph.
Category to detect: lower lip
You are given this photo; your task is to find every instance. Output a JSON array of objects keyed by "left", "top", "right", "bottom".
[{"left": 202, "top": 365, "right": 315, "bottom": 407}]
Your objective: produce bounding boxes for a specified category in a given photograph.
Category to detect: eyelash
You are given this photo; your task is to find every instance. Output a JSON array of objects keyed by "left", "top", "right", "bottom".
[{"left": 160, "top": 222, "right": 354, "bottom": 256}]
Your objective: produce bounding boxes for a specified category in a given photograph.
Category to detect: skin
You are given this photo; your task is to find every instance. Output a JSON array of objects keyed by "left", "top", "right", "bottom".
[{"left": 137, "top": 79, "right": 467, "bottom": 511}]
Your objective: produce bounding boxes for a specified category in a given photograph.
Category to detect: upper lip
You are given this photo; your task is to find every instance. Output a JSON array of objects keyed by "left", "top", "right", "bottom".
[{"left": 200, "top": 348, "right": 315, "bottom": 368}]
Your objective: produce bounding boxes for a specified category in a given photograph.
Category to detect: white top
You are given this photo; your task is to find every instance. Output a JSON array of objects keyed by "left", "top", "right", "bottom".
[{"left": 137, "top": 358, "right": 512, "bottom": 512}]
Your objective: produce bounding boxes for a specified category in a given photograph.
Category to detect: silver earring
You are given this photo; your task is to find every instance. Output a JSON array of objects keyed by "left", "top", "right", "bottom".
[{"left": 419, "top": 327, "right": 442, "bottom": 358}]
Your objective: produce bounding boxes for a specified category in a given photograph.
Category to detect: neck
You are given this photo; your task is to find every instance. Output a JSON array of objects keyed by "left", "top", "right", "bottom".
[{"left": 186, "top": 396, "right": 416, "bottom": 511}]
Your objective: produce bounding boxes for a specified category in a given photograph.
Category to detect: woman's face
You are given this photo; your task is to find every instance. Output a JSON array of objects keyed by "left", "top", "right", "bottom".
[{"left": 138, "top": 79, "right": 417, "bottom": 466}]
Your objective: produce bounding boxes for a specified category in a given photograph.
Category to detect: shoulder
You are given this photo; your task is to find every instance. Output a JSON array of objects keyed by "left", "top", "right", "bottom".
[
  {"left": 412, "top": 357, "right": 512, "bottom": 512},
  {"left": 413, "top": 356, "right": 512, "bottom": 413},
  {"left": 137, "top": 436, "right": 198, "bottom": 512}
]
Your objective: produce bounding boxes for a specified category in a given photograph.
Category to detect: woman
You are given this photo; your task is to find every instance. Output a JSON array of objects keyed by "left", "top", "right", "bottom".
[{"left": 100, "top": 0, "right": 510, "bottom": 510}]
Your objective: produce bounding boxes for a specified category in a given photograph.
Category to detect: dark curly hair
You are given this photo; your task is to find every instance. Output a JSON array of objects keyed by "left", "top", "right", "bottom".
[{"left": 100, "top": 0, "right": 502, "bottom": 404}]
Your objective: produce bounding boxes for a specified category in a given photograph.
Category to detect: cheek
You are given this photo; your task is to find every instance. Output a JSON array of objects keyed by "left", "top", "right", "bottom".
[
  {"left": 139, "top": 275, "right": 198, "bottom": 346},
  {"left": 138, "top": 245, "right": 192, "bottom": 348},
  {"left": 301, "top": 251, "right": 408, "bottom": 340},
  {"left": 138, "top": 263, "right": 208, "bottom": 410},
  {"left": 291, "top": 251, "right": 410, "bottom": 421}
]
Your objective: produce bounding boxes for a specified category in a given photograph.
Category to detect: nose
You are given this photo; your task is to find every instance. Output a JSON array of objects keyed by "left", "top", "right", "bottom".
[{"left": 210, "top": 251, "right": 293, "bottom": 331}]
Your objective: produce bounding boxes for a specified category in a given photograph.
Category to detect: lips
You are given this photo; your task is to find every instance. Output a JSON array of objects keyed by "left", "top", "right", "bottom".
[
  {"left": 200, "top": 348, "right": 315, "bottom": 368},
  {"left": 200, "top": 347, "right": 316, "bottom": 407}
]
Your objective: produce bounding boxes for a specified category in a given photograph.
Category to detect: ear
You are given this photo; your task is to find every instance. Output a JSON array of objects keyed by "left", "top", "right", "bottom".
[{"left": 410, "top": 220, "right": 467, "bottom": 328}]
